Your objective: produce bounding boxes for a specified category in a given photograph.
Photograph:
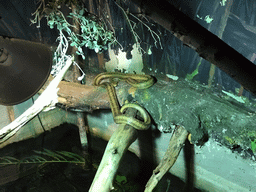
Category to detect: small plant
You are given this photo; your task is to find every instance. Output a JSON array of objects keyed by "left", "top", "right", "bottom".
[
  {"left": 111, "top": 174, "right": 140, "bottom": 192},
  {"left": 31, "top": 0, "right": 116, "bottom": 75},
  {"left": 46, "top": 7, "right": 115, "bottom": 57},
  {"left": 251, "top": 140, "right": 256, "bottom": 153},
  {"left": 0, "top": 149, "right": 85, "bottom": 166},
  {"left": 186, "top": 60, "right": 201, "bottom": 80}
]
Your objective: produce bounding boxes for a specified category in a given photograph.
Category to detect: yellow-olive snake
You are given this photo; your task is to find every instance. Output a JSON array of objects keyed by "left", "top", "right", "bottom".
[{"left": 93, "top": 72, "right": 154, "bottom": 130}]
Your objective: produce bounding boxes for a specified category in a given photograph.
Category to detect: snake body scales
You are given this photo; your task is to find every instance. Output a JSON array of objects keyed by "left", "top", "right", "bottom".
[{"left": 93, "top": 72, "right": 155, "bottom": 130}]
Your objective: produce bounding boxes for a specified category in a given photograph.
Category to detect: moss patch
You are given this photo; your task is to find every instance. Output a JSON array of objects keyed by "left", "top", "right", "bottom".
[{"left": 133, "top": 77, "right": 256, "bottom": 151}]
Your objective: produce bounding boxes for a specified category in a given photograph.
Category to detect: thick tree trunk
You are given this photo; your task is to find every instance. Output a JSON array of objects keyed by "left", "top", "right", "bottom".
[{"left": 130, "top": 0, "right": 256, "bottom": 96}]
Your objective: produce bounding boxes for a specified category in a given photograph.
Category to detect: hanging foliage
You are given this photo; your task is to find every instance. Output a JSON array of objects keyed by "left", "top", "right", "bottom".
[{"left": 30, "top": 0, "right": 116, "bottom": 58}]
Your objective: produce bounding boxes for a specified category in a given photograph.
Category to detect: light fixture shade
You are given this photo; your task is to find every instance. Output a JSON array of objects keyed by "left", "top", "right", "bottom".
[{"left": 0, "top": 37, "right": 52, "bottom": 106}]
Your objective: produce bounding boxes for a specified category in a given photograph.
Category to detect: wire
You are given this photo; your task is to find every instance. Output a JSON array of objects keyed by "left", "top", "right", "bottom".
[{"left": 31, "top": 96, "right": 46, "bottom": 132}]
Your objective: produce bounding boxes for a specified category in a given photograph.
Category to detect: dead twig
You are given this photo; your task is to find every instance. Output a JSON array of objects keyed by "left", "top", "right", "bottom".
[{"left": 144, "top": 125, "right": 188, "bottom": 192}]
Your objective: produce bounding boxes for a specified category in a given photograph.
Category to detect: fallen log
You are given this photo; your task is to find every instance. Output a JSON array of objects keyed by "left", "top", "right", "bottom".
[
  {"left": 39, "top": 74, "right": 111, "bottom": 112},
  {"left": 1, "top": 73, "right": 255, "bottom": 154},
  {"left": 54, "top": 74, "right": 256, "bottom": 153}
]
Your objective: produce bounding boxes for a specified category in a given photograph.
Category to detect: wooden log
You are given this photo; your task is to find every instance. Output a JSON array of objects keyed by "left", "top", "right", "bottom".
[
  {"left": 40, "top": 74, "right": 256, "bottom": 152},
  {"left": 89, "top": 108, "right": 138, "bottom": 192},
  {"left": 39, "top": 75, "right": 111, "bottom": 112},
  {"left": 2, "top": 74, "right": 256, "bottom": 153}
]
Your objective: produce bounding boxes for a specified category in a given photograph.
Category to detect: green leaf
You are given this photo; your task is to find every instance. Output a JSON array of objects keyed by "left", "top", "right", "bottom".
[
  {"left": 115, "top": 175, "right": 127, "bottom": 184},
  {"left": 86, "top": 41, "right": 92, "bottom": 48},
  {"left": 79, "top": 9, "right": 84, "bottom": 15},
  {"left": 251, "top": 140, "right": 256, "bottom": 153},
  {"left": 78, "top": 46, "right": 83, "bottom": 53},
  {"left": 57, "top": 151, "right": 85, "bottom": 162},
  {"left": 65, "top": 27, "right": 72, "bottom": 35},
  {"left": 186, "top": 61, "right": 201, "bottom": 80},
  {"left": 81, "top": 25, "right": 87, "bottom": 33},
  {"left": 48, "top": 20, "right": 55, "bottom": 26},
  {"left": 70, "top": 41, "right": 77, "bottom": 47},
  {"left": 0, "top": 156, "right": 19, "bottom": 163},
  {"left": 80, "top": 40, "right": 86, "bottom": 46}
]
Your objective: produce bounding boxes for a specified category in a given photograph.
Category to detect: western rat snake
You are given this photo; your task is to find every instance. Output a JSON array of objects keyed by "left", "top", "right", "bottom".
[{"left": 93, "top": 72, "right": 154, "bottom": 130}]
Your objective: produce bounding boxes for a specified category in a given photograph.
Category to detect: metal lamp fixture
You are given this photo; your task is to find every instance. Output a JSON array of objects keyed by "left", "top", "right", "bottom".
[{"left": 0, "top": 36, "right": 52, "bottom": 106}]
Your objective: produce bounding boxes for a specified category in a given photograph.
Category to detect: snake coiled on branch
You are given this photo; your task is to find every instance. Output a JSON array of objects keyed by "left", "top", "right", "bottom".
[{"left": 93, "top": 72, "right": 155, "bottom": 130}]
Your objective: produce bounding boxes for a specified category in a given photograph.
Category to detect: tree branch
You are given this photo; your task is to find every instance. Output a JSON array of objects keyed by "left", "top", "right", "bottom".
[
  {"left": 0, "top": 57, "right": 73, "bottom": 144},
  {"left": 89, "top": 108, "right": 138, "bottom": 192},
  {"left": 145, "top": 125, "right": 188, "bottom": 192},
  {"left": 130, "top": 0, "right": 256, "bottom": 95}
]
